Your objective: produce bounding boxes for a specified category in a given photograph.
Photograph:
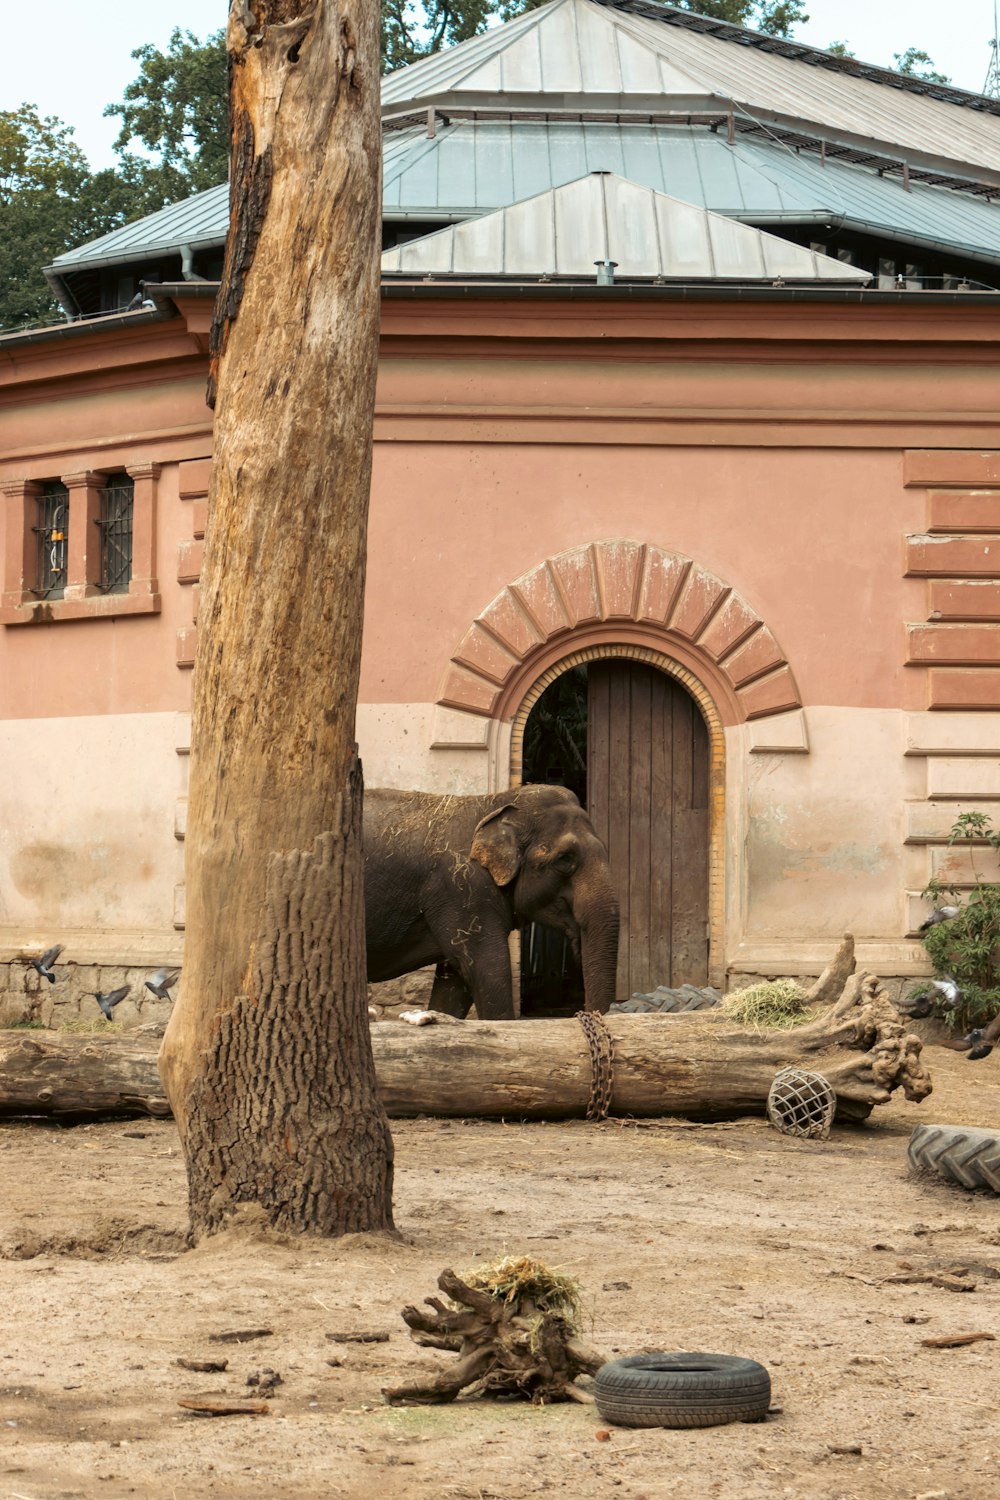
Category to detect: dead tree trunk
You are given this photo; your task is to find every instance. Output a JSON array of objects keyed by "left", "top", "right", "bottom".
[
  {"left": 157, "top": 0, "right": 393, "bottom": 1239},
  {"left": 7, "top": 976, "right": 931, "bottom": 1123}
]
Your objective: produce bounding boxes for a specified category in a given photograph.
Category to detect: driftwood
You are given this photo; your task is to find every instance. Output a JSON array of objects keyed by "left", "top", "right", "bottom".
[
  {"left": 0, "top": 972, "right": 930, "bottom": 1122},
  {"left": 382, "top": 1267, "right": 606, "bottom": 1407}
]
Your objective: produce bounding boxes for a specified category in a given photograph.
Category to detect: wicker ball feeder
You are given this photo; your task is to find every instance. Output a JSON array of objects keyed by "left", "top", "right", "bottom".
[{"left": 766, "top": 1067, "right": 837, "bottom": 1140}]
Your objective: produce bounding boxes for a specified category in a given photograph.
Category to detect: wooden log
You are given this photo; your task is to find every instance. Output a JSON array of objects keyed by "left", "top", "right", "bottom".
[
  {"left": 0, "top": 1030, "right": 172, "bottom": 1117},
  {"left": 0, "top": 975, "right": 931, "bottom": 1122}
]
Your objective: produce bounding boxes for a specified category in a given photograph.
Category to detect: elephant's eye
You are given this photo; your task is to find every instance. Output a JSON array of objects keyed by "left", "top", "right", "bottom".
[{"left": 550, "top": 850, "right": 579, "bottom": 873}]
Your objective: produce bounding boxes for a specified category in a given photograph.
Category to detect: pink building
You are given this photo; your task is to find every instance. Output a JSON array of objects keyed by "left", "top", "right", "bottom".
[{"left": 3, "top": 1, "right": 1000, "bottom": 1014}]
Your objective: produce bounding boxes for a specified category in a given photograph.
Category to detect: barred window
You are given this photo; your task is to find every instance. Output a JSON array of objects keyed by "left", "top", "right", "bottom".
[
  {"left": 34, "top": 482, "right": 69, "bottom": 598},
  {"left": 98, "top": 473, "right": 134, "bottom": 593}
]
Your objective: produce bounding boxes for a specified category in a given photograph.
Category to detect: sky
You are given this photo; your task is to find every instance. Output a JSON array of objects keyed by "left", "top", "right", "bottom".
[{"left": 2, "top": 1, "right": 998, "bottom": 171}]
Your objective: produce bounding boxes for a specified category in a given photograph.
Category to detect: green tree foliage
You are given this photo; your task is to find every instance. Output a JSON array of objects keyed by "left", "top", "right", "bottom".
[
  {"left": 103, "top": 27, "right": 229, "bottom": 206},
  {"left": 893, "top": 47, "right": 951, "bottom": 85},
  {"left": 671, "top": 1, "right": 808, "bottom": 35},
  {"left": 0, "top": 105, "right": 94, "bottom": 328},
  {"left": 919, "top": 812, "right": 1000, "bottom": 1030},
  {"left": 383, "top": 0, "right": 502, "bottom": 72}
]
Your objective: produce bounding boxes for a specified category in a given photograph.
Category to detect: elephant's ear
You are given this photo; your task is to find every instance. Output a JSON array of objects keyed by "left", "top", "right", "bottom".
[{"left": 470, "top": 804, "right": 521, "bottom": 887}]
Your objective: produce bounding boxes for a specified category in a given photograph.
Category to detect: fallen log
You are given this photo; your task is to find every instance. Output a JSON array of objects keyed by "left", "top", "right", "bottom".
[{"left": 0, "top": 974, "right": 930, "bottom": 1122}]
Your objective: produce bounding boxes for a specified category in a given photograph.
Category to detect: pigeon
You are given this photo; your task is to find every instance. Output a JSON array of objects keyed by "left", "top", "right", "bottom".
[
  {"left": 126, "top": 291, "right": 144, "bottom": 311},
  {"left": 965, "top": 1028, "right": 994, "bottom": 1061},
  {"left": 898, "top": 989, "right": 933, "bottom": 1019},
  {"left": 29, "top": 944, "right": 64, "bottom": 984},
  {"left": 918, "top": 905, "right": 960, "bottom": 933},
  {"left": 144, "top": 968, "right": 180, "bottom": 1000},
  {"left": 930, "top": 976, "right": 962, "bottom": 1008},
  {"left": 91, "top": 986, "right": 130, "bottom": 1021}
]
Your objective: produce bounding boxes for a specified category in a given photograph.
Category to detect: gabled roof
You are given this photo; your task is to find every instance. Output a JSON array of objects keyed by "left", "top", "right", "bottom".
[
  {"left": 380, "top": 171, "right": 871, "bottom": 282},
  {"left": 382, "top": 0, "right": 1000, "bottom": 186}
]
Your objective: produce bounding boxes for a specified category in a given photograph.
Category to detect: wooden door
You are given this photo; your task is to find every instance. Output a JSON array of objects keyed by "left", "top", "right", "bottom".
[{"left": 588, "top": 660, "right": 710, "bottom": 998}]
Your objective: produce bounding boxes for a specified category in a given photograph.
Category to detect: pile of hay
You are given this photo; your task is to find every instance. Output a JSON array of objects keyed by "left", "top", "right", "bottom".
[
  {"left": 722, "top": 979, "right": 812, "bottom": 1031},
  {"left": 460, "top": 1254, "right": 583, "bottom": 1328}
]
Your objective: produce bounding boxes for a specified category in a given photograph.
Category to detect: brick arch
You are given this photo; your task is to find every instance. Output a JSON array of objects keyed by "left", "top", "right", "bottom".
[{"left": 438, "top": 539, "right": 802, "bottom": 726}]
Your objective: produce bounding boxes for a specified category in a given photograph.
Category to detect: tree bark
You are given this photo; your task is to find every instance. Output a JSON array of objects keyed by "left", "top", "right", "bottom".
[
  {"left": 6, "top": 976, "right": 931, "bottom": 1123},
  {"left": 157, "top": 0, "right": 393, "bottom": 1238}
]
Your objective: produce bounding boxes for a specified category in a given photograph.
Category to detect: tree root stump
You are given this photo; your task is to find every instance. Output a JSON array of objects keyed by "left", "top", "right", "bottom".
[{"left": 383, "top": 1265, "right": 608, "bottom": 1407}]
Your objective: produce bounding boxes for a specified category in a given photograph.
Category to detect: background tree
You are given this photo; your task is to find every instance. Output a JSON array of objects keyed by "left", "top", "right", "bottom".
[
  {"left": 104, "top": 27, "right": 229, "bottom": 204},
  {"left": 0, "top": 106, "right": 132, "bottom": 329},
  {"left": 893, "top": 47, "right": 951, "bottom": 84},
  {"left": 671, "top": 1, "right": 808, "bottom": 33},
  {"left": 382, "top": 0, "right": 499, "bottom": 71},
  {"left": 158, "top": 0, "right": 395, "bottom": 1241}
]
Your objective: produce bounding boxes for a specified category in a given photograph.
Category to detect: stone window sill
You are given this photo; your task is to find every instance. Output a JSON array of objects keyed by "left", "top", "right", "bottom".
[{"left": 1, "top": 589, "right": 161, "bottom": 626}]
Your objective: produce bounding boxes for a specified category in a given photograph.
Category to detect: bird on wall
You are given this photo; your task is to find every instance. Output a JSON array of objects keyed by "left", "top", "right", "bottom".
[
  {"left": 29, "top": 944, "right": 64, "bottom": 984},
  {"left": 144, "top": 968, "right": 180, "bottom": 1000},
  {"left": 91, "top": 986, "right": 130, "bottom": 1021},
  {"left": 918, "top": 905, "right": 960, "bottom": 933}
]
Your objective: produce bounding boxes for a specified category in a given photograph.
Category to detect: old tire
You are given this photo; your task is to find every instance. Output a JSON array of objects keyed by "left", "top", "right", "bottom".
[
  {"left": 594, "top": 1352, "right": 771, "bottom": 1429},
  {"left": 908, "top": 1123, "right": 1000, "bottom": 1192}
]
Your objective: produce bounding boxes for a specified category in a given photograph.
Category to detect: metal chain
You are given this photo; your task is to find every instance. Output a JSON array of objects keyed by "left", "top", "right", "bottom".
[{"left": 576, "top": 1010, "right": 615, "bottom": 1122}]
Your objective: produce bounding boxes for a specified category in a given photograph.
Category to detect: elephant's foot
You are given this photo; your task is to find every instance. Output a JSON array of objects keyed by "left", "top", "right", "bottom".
[{"left": 429, "top": 963, "right": 473, "bottom": 1019}]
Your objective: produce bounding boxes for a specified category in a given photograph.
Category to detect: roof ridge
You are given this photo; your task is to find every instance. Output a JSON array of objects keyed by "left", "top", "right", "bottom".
[
  {"left": 381, "top": 0, "right": 570, "bottom": 101},
  {"left": 600, "top": 0, "right": 1000, "bottom": 116}
]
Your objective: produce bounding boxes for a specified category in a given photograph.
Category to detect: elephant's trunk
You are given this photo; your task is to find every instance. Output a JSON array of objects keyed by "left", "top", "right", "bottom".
[{"left": 574, "top": 879, "right": 620, "bottom": 1015}]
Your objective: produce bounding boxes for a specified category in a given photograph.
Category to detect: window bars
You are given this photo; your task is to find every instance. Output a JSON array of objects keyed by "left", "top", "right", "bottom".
[
  {"left": 97, "top": 474, "right": 134, "bottom": 593},
  {"left": 34, "top": 483, "right": 69, "bottom": 598}
]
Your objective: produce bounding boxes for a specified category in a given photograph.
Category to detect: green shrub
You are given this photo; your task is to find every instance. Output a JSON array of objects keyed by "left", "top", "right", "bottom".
[{"left": 919, "top": 811, "right": 1000, "bottom": 1031}]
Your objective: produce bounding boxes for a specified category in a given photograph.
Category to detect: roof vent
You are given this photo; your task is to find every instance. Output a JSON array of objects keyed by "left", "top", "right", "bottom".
[{"left": 595, "top": 259, "right": 617, "bottom": 286}]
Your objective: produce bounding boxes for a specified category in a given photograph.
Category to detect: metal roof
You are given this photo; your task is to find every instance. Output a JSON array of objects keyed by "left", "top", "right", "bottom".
[
  {"left": 380, "top": 171, "right": 871, "bottom": 282},
  {"left": 382, "top": 120, "right": 1000, "bottom": 267},
  {"left": 46, "top": 0, "right": 1000, "bottom": 282},
  {"left": 49, "top": 117, "right": 1000, "bottom": 281},
  {"left": 52, "top": 182, "right": 230, "bottom": 270},
  {"left": 381, "top": 0, "right": 1000, "bottom": 186}
]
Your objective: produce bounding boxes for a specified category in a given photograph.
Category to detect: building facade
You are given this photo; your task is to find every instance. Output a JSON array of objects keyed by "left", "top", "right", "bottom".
[{"left": 3, "top": 1, "right": 1000, "bottom": 1011}]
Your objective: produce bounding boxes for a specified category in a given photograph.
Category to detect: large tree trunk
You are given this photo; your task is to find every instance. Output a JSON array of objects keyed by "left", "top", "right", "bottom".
[
  {"left": 8, "top": 976, "right": 931, "bottom": 1123},
  {"left": 158, "top": 0, "right": 393, "bottom": 1239}
]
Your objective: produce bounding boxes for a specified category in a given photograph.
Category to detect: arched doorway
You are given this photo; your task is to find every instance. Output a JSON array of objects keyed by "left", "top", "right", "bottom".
[{"left": 520, "top": 657, "right": 710, "bottom": 1013}]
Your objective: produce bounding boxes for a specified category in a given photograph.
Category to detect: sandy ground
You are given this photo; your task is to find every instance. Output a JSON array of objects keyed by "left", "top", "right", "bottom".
[{"left": 1, "top": 1040, "right": 999, "bottom": 1500}]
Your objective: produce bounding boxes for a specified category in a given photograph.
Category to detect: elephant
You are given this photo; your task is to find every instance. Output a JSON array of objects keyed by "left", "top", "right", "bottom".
[{"left": 364, "top": 784, "right": 620, "bottom": 1020}]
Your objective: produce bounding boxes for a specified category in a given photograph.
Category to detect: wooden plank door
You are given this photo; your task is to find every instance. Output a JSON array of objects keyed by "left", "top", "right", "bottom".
[{"left": 588, "top": 660, "right": 710, "bottom": 998}]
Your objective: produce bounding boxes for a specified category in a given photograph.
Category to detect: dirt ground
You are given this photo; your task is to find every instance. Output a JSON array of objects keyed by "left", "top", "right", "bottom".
[{"left": 1, "top": 1038, "right": 998, "bottom": 1500}]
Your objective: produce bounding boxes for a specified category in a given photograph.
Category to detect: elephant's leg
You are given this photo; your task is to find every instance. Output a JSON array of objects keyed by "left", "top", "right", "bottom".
[
  {"left": 426, "top": 930, "right": 517, "bottom": 1020},
  {"left": 458, "top": 945, "right": 517, "bottom": 1021},
  {"left": 429, "top": 962, "right": 474, "bottom": 1019}
]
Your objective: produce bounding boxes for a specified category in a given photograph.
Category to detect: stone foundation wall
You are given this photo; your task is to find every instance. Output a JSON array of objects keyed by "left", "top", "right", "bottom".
[
  {"left": 0, "top": 962, "right": 175, "bottom": 1031},
  {"left": 367, "top": 967, "right": 436, "bottom": 1021}
]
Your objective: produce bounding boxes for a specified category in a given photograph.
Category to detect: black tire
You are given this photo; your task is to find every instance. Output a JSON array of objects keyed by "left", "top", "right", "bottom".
[
  {"left": 594, "top": 1352, "right": 771, "bottom": 1429},
  {"left": 908, "top": 1123, "right": 1000, "bottom": 1192}
]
